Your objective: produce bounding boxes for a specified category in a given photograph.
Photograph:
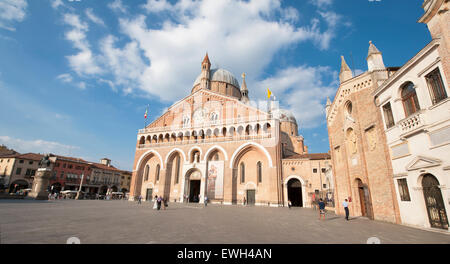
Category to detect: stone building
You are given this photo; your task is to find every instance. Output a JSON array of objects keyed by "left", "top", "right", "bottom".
[
  {"left": 129, "top": 54, "right": 331, "bottom": 207},
  {"left": 373, "top": 0, "right": 449, "bottom": 230},
  {"left": 326, "top": 46, "right": 402, "bottom": 223},
  {"left": 88, "top": 158, "right": 123, "bottom": 195},
  {"left": 49, "top": 154, "right": 91, "bottom": 193},
  {"left": 0, "top": 153, "right": 46, "bottom": 193}
]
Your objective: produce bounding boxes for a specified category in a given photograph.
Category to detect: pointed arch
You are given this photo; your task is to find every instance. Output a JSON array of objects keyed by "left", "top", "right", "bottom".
[
  {"left": 165, "top": 148, "right": 187, "bottom": 164},
  {"left": 136, "top": 149, "right": 164, "bottom": 170},
  {"left": 229, "top": 142, "right": 273, "bottom": 168},
  {"left": 203, "top": 145, "right": 229, "bottom": 162}
]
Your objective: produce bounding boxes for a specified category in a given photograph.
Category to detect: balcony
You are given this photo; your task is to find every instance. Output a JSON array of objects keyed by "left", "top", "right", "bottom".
[
  {"left": 137, "top": 133, "right": 273, "bottom": 149},
  {"left": 399, "top": 111, "right": 426, "bottom": 138},
  {"left": 138, "top": 116, "right": 274, "bottom": 135}
]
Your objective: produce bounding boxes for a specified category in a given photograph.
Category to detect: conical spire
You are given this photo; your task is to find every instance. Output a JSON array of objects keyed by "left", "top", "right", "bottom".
[
  {"left": 366, "top": 41, "right": 385, "bottom": 71},
  {"left": 240, "top": 72, "right": 249, "bottom": 103},
  {"left": 339, "top": 55, "right": 353, "bottom": 83},
  {"left": 340, "top": 55, "right": 351, "bottom": 73},
  {"left": 367, "top": 40, "right": 381, "bottom": 58},
  {"left": 202, "top": 52, "right": 211, "bottom": 65}
]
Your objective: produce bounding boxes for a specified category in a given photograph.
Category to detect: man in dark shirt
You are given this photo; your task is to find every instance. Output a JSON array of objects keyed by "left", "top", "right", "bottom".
[{"left": 318, "top": 198, "right": 326, "bottom": 220}]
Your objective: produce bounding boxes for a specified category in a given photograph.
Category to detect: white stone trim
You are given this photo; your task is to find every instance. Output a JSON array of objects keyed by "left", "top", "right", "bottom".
[
  {"left": 203, "top": 145, "right": 229, "bottom": 162},
  {"left": 165, "top": 148, "right": 187, "bottom": 164},
  {"left": 136, "top": 149, "right": 164, "bottom": 170},
  {"left": 229, "top": 142, "right": 274, "bottom": 168}
]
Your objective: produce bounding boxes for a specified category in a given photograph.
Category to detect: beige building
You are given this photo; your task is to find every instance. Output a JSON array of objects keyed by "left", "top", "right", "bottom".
[
  {"left": 0, "top": 153, "right": 46, "bottom": 193},
  {"left": 373, "top": 0, "right": 449, "bottom": 230},
  {"left": 129, "top": 54, "right": 331, "bottom": 207}
]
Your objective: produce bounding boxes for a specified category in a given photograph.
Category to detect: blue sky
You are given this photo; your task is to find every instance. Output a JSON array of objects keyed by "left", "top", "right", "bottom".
[{"left": 0, "top": 0, "right": 430, "bottom": 170}]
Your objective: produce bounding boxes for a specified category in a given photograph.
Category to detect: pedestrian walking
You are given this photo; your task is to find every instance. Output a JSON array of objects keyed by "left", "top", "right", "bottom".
[
  {"left": 157, "top": 196, "right": 162, "bottom": 210},
  {"left": 243, "top": 196, "right": 246, "bottom": 206},
  {"left": 343, "top": 199, "right": 350, "bottom": 221},
  {"left": 318, "top": 198, "right": 326, "bottom": 220},
  {"left": 204, "top": 196, "right": 208, "bottom": 207},
  {"left": 137, "top": 195, "right": 142, "bottom": 204},
  {"left": 288, "top": 200, "right": 292, "bottom": 209}
]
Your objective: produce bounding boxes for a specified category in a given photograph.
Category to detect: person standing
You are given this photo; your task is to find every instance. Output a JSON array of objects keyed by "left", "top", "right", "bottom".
[
  {"left": 243, "top": 196, "right": 246, "bottom": 206},
  {"left": 288, "top": 200, "right": 292, "bottom": 209},
  {"left": 137, "top": 195, "right": 142, "bottom": 204},
  {"left": 204, "top": 196, "right": 208, "bottom": 207},
  {"left": 152, "top": 196, "right": 158, "bottom": 210},
  {"left": 157, "top": 196, "right": 162, "bottom": 210},
  {"left": 318, "top": 198, "right": 326, "bottom": 220},
  {"left": 343, "top": 199, "right": 350, "bottom": 221}
]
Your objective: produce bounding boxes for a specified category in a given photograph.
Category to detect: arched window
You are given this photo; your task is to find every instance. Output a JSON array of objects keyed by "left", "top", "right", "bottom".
[
  {"left": 175, "top": 156, "right": 180, "bottom": 184},
  {"left": 156, "top": 164, "right": 160, "bottom": 182},
  {"left": 240, "top": 162, "right": 245, "bottom": 183},
  {"left": 257, "top": 161, "right": 262, "bottom": 183},
  {"left": 144, "top": 165, "right": 149, "bottom": 181},
  {"left": 210, "top": 112, "right": 219, "bottom": 124},
  {"left": 183, "top": 116, "right": 190, "bottom": 128},
  {"left": 401, "top": 82, "right": 420, "bottom": 116}
]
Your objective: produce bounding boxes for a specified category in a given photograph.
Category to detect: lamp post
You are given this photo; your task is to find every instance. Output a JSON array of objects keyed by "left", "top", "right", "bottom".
[{"left": 75, "top": 173, "right": 84, "bottom": 200}]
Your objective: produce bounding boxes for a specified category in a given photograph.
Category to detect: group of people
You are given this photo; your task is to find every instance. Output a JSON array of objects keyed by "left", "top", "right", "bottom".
[
  {"left": 287, "top": 197, "right": 351, "bottom": 221},
  {"left": 136, "top": 195, "right": 169, "bottom": 210}
]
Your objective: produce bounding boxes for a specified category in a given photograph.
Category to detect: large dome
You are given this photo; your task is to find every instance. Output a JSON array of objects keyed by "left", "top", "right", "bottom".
[
  {"left": 272, "top": 108, "right": 297, "bottom": 125},
  {"left": 193, "top": 68, "right": 240, "bottom": 88}
]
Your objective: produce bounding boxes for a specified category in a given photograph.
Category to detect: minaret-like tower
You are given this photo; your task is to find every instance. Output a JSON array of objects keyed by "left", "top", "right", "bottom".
[
  {"left": 367, "top": 40, "right": 385, "bottom": 71},
  {"left": 339, "top": 55, "right": 353, "bottom": 83},
  {"left": 200, "top": 52, "right": 211, "bottom": 90},
  {"left": 240, "top": 73, "right": 249, "bottom": 104},
  {"left": 325, "top": 96, "right": 332, "bottom": 117}
]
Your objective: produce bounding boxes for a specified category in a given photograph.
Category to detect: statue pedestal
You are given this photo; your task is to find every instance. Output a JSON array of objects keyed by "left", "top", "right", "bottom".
[{"left": 28, "top": 168, "right": 51, "bottom": 200}]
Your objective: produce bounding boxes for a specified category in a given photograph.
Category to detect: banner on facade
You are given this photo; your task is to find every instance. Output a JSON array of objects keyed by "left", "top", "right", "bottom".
[{"left": 207, "top": 161, "right": 224, "bottom": 199}]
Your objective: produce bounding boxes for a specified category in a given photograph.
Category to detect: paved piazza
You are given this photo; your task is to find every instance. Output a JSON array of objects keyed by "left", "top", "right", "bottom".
[{"left": 0, "top": 200, "right": 448, "bottom": 244}]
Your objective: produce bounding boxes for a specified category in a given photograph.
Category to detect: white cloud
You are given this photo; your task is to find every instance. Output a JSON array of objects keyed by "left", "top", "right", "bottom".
[
  {"left": 255, "top": 65, "right": 336, "bottom": 128},
  {"left": 108, "top": 0, "right": 127, "bottom": 13},
  {"left": 309, "top": 0, "right": 333, "bottom": 9},
  {"left": 99, "top": 35, "right": 146, "bottom": 92},
  {"left": 51, "top": 0, "right": 64, "bottom": 10},
  {"left": 85, "top": 8, "right": 105, "bottom": 26},
  {"left": 56, "top": 73, "right": 73, "bottom": 83},
  {"left": 63, "top": 13, "right": 102, "bottom": 76},
  {"left": 0, "top": 0, "right": 28, "bottom": 31},
  {"left": 0, "top": 136, "right": 79, "bottom": 156},
  {"left": 116, "top": 0, "right": 339, "bottom": 101}
]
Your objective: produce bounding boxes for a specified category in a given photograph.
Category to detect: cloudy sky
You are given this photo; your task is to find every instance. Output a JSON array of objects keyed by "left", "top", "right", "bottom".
[{"left": 0, "top": 0, "right": 430, "bottom": 170}]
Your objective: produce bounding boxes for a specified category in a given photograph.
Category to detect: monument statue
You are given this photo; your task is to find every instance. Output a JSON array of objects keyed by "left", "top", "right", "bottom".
[{"left": 38, "top": 154, "right": 51, "bottom": 168}]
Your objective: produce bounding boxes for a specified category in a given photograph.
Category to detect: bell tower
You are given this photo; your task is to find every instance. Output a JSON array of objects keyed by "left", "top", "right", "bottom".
[
  {"left": 200, "top": 52, "right": 211, "bottom": 90},
  {"left": 240, "top": 73, "right": 249, "bottom": 104}
]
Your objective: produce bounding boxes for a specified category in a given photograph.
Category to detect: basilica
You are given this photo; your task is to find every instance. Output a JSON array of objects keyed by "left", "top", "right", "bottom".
[{"left": 129, "top": 54, "right": 332, "bottom": 207}]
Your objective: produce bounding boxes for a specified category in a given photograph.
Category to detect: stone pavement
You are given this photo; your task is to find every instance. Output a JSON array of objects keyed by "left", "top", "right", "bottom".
[{"left": 0, "top": 200, "right": 448, "bottom": 244}]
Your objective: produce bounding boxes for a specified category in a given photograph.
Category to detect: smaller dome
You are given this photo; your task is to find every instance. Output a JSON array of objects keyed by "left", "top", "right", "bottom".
[
  {"left": 193, "top": 68, "right": 240, "bottom": 88},
  {"left": 272, "top": 108, "right": 297, "bottom": 125}
]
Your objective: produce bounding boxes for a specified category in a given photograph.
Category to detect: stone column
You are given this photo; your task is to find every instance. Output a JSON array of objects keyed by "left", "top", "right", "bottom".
[{"left": 28, "top": 168, "right": 51, "bottom": 200}]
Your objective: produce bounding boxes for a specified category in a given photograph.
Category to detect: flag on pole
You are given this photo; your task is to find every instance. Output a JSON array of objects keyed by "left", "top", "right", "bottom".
[
  {"left": 144, "top": 107, "right": 148, "bottom": 119},
  {"left": 267, "top": 88, "right": 272, "bottom": 99}
]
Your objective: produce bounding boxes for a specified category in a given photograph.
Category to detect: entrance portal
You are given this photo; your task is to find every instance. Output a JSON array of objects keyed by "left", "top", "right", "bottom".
[
  {"left": 422, "top": 174, "right": 448, "bottom": 229},
  {"left": 287, "top": 179, "right": 303, "bottom": 207},
  {"left": 146, "top": 188, "right": 153, "bottom": 201},
  {"left": 246, "top": 189, "right": 255, "bottom": 205},
  {"left": 189, "top": 180, "right": 201, "bottom": 203},
  {"left": 356, "top": 179, "right": 373, "bottom": 219}
]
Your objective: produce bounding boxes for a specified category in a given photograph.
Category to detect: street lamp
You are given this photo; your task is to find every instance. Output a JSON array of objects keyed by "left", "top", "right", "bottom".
[{"left": 75, "top": 173, "right": 84, "bottom": 200}]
